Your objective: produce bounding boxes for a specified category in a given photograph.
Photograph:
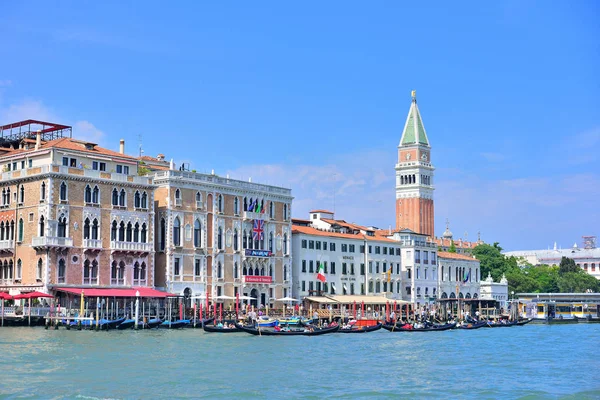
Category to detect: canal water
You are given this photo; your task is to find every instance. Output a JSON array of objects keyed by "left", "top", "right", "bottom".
[{"left": 0, "top": 324, "right": 598, "bottom": 399}]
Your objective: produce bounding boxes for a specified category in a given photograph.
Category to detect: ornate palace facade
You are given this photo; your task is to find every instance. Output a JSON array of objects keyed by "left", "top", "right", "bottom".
[{"left": 0, "top": 120, "right": 156, "bottom": 297}]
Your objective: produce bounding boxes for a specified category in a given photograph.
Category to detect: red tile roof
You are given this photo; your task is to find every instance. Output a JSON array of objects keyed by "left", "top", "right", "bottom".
[
  {"left": 437, "top": 251, "right": 478, "bottom": 261},
  {"left": 0, "top": 137, "right": 138, "bottom": 160},
  {"left": 292, "top": 225, "right": 398, "bottom": 243},
  {"left": 309, "top": 209, "right": 334, "bottom": 214}
]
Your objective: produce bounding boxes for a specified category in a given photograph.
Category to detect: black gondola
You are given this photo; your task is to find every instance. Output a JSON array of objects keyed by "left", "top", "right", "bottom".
[
  {"left": 515, "top": 318, "right": 534, "bottom": 326},
  {"left": 203, "top": 324, "right": 243, "bottom": 333},
  {"left": 143, "top": 319, "right": 162, "bottom": 329},
  {"left": 104, "top": 317, "right": 127, "bottom": 330},
  {"left": 235, "top": 323, "right": 340, "bottom": 336},
  {"left": 117, "top": 319, "right": 136, "bottom": 330},
  {"left": 338, "top": 323, "right": 382, "bottom": 333},
  {"left": 159, "top": 319, "right": 190, "bottom": 329},
  {"left": 192, "top": 317, "right": 215, "bottom": 328},
  {"left": 458, "top": 321, "right": 488, "bottom": 330},
  {"left": 486, "top": 320, "right": 517, "bottom": 327},
  {"left": 382, "top": 322, "right": 456, "bottom": 332}
]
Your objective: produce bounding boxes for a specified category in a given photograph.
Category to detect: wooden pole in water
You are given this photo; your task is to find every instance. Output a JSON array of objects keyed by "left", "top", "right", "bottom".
[
  {"left": 134, "top": 291, "right": 139, "bottom": 330},
  {"left": 95, "top": 297, "right": 100, "bottom": 331}
]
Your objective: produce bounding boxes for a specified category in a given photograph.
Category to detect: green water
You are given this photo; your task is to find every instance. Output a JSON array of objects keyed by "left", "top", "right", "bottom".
[{"left": 0, "top": 324, "right": 598, "bottom": 399}]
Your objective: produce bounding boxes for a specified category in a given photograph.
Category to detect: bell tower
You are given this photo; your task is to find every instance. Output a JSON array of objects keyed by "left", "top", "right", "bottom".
[{"left": 395, "top": 90, "right": 435, "bottom": 237}]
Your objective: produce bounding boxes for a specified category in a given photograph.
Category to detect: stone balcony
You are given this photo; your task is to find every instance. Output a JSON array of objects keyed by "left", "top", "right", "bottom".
[
  {"left": 32, "top": 236, "right": 73, "bottom": 249},
  {"left": 110, "top": 241, "right": 153, "bottom": 255},
  {"left": 82, "top": 238, "right": 103, "bottom": 251},
  {"left": 0, "top": 240, "right": 14, "bottom": 253}
]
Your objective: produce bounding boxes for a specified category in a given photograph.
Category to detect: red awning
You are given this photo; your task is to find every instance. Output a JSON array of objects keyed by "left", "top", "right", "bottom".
[
  {"left": 54, "top": 287, "right": 174, "bottom": 298},
  {"left": 12, "top": 291, "right": 54, "bottom": 299}
]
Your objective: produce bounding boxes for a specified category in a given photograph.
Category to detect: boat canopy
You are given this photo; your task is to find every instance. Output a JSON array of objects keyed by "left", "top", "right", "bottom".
[{"left": 54, "top": 287, "right": 174, "bottom": 298}]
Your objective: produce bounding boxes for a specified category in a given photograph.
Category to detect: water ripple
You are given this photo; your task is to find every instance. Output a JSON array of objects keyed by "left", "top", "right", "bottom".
[{"left": 0, "top": 324, "right": 598, "bottom": 399}]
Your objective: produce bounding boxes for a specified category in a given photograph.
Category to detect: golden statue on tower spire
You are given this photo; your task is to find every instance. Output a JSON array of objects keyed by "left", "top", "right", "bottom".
[{"left": 411, "top": 90, "right": 416, "bottom": 102}]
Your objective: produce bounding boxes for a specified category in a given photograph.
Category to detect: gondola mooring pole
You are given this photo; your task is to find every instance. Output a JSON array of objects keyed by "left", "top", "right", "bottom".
[{"left": 134, "top": 291, "right": 140, "bottom": 330}]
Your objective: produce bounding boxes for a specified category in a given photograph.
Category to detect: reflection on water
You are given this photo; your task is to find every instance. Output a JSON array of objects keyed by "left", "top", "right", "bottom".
[{"left": 0, "top": 325, "right": 599, "bottom": 399}]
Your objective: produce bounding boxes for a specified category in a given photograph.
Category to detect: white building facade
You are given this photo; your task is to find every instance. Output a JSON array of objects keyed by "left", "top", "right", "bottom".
[
  {"left": 437, "top": 251, "right": 481, "bottom": 300},
  {"left": 504, "top": 240, "right": 600, "bottom": 280},
  {"left": 292, "top": 211, "right": 403, "bottom": 301},
  {"left": 479, "top": 273, "right": 509, "bottom": 310}
]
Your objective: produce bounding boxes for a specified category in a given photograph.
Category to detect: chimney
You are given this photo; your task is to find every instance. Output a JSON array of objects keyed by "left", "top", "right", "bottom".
[
  {"left": 157, "top": 153, "right": 165, "bottom": 161},
  {"left": 35, "top": 130, "right": 41, "bottom": 150},
  {"left": 119, "top": 139, "right": 125, "bottom": 154}
]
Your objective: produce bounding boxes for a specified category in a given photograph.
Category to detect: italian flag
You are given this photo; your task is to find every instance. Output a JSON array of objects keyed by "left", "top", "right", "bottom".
[{"left": 316, "top": 262, "right": 327, "bottom": 282}]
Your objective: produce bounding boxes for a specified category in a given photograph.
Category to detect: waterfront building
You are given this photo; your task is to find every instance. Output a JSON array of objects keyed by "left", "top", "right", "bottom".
[
  {"left": 291, "top": 211, "right": 403, "bottom": 301},
  {"left": 395, "top": 91, "right": 434, "bottom": 237},
  {"left": 479, "top": 273, "right": 508, "bottom": 309},
  {"left": 504, "top": 236, "right": 600, "bottom": 280},
  {"left": 150, "top": 165, "right": 293, "bottom": 308},
  {"left": 0, "top": 120, "right": 156, "bottom": 297},
  {"left": 436, "top": 251, "right": 480, "bottom": 301},
  {"left": 292, "top": 210, "right": 443, "bottom": 305}
]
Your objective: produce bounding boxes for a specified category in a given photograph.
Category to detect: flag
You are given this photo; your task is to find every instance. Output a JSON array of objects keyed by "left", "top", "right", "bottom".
[
  {"left": 316, "top": 262, "right": 326, "bottom": 282},
  {"left": 463, "top": 269, "right": 470, "bottom": 283},
  {"left": 386, "top": 267, "right": 392, "bottom": 283},
  {"left": 255, "top": 200, "right": 261, "bottom": 213},
  {"left": 248, "top": 198, "right": 255, "bottom": 212},
  {"left": 261, "top": 202, "right": 266, "bottom": 213},
  {"left": 252, "top": 219, "right": 264, "bottom": 241}
]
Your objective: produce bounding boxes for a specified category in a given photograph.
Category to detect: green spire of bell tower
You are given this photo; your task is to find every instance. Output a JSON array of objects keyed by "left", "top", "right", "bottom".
[{"left": 400, "top": 90, "right": 430, "bottom": 147}]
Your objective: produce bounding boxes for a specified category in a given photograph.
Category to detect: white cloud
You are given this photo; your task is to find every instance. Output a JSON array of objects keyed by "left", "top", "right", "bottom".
[
  {"left": 0, "top": 99, "right": 57, "bottom": 122},
  {"left": 73, "top": 120, "right": 105, "bottom": 144}
]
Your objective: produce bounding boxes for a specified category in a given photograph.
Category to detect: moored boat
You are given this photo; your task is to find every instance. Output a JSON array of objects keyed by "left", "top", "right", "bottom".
[
  {"left": 236, "top": 323, "right": 340, "bottom": 336},
  {"left": 486, "top": 320, "right": 517, "bottom": 327},
  {"left": 144, "top": 318, "right": 162, "bottom": 329},
  {"left": 382, "top": 322, "right": 456, "bottom": 332},
  {"left": 192, "top": 317, "right": 215, "bottom": 328},
  {"left": 458, "top": 321, "right": 488, "bottom": 330},
  {"left": 203, "top": 323, "right": 242, "bottom": 333},
  {"left": 160, "top": 319, "right": 190, "bottom": 329},
  {"left": 338, "top": 323, "right": 382, "bottom": 333},
  {"left": 117, "top": 319, "right": 136, "bottom": 330},
  {"left": 515, "top": 318, "right": 534, "bottom": 326}
]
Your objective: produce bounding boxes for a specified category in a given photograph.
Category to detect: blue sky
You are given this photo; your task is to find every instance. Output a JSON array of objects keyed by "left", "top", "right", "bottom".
[{"left": 1, "top": 1, "right": 598, "bottom": 251}]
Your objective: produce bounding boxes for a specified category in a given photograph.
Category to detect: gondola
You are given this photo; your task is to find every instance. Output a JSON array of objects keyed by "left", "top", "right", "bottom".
[
  {"left": 486, "top": 320, "right": 518, "bottom": 327},
  {"left": 338, "top": 323, "right": 382, "bottom": 333},
  {"left": 235, "top": 323, "right": 340, "bottom": 336},
  {"left": 117, "top": 319, "right": 136, "bottom": 330},
  {"left": 458, "top": 321, "right": 488, "bottom": 330},
  {"left": 515, "top": 318, "right": 534, "bottom": 326},
  {"left": 144, "top": 318, "right": 162, "bottom": 329},
  {"left": 203, "top": 323, "right": 242, "bottom": 333},
  {"left": 104, "top": 317, "right": 127, "bottom": 330},
  {"left": 159, "top": 319, "right": 190, "bottom": 329},
  {"left": 382, "top": 322, "right": 456, "bottom": 332},
  {"left": 191, "top": 317, "right": 215, "bottom": 328}
]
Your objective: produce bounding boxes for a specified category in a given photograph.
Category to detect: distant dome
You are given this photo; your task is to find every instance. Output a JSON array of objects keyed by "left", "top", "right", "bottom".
[
  {"left": 442, "top": 228, "right": 453, "bottom": 239},
  {"left": 442, "top": 218, "right": 453, "bottom": 239}
]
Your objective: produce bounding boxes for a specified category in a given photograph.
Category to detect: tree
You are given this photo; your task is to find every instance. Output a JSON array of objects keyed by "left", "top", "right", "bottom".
[
  {"left": 448, "top": 240, "right": 456, "bottom": 253},
  {"left": 558, "top": 257, "right": 579, "bottom": 274}
]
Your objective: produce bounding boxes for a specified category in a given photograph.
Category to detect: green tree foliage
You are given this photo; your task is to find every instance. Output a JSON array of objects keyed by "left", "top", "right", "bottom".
[
  {"left": 472, "top": 244, "right": 600, "bottom": 294},
  {"left": 558, "top": 256, "right": 579, "bottom": 274},
  {"left": 448, "top": 240, "right": 456, "bottom": 253}
]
